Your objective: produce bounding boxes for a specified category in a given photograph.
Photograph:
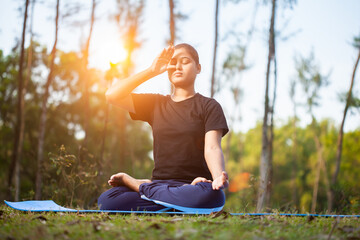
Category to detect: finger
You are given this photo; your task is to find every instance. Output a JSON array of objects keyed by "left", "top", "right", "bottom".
[
  {"left": 164, "top": 46, "right": 174, "bottom": 59},
  {"left": 158, "top": 57, "right": 170, "bottom": 63},
  {"left": 159, "top": 48, "right": 167, "bottom": 58},
  {"left": 167, "top": 65, "right": 176, "bottom": 71}
]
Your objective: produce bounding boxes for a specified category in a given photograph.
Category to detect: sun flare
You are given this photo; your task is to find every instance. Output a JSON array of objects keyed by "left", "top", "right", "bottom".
[{"left": 90, "top": 37, "right": 128, "bottom": 71}]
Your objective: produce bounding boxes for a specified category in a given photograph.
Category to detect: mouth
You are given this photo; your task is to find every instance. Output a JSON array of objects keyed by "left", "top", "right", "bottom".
[{"left": 173, "top": 72, "right": 183, "bottom": 78}]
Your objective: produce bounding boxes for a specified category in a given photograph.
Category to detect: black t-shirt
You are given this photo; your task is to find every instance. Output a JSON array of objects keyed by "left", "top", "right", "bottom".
[{"left": 129, "top": 93, "right": 228, "bottom": 182}]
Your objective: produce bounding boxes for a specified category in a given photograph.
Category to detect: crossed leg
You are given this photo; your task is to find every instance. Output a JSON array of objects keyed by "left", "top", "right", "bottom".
[{"left": 100, "top": 173, "right": 225, "bottom": 211}]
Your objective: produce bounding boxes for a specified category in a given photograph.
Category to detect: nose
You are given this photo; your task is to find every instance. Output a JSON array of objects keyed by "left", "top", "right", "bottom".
[{"left": 176, "top": 61, "right": 182, "bottom": 70}]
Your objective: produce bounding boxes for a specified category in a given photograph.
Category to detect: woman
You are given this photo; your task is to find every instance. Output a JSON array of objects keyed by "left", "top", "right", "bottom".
[{"left": 98, "top": 43, "right": 229, "bottom": 213}]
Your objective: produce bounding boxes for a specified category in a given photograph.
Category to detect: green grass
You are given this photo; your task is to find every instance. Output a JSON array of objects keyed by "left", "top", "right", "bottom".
[{"left": 1, "top": 204, "right": 359, "bottom": 240}]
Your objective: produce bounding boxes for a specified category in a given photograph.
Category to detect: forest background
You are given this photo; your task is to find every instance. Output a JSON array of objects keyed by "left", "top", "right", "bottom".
[{"left": 0, "top": 0, "right": 359, "bottom": 214}]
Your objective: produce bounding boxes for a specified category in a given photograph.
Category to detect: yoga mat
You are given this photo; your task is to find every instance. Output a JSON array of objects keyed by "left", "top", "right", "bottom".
[
  {"left": 4, "top": 200, "right": 215, "bottom": 215},
  {"left": 4, "top": 200, "right": 360, "bottom": 217}
]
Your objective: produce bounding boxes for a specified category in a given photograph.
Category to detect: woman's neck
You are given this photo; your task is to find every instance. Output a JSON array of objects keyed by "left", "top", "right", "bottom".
[{"left": 171, "top": 87, "right": 196, "bottom": 102}]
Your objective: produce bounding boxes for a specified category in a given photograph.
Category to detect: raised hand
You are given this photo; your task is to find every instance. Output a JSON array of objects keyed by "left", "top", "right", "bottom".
[
  {"left": 212, "top": 171, "right": 229, "bottom": 190},
  {"left": 149, "top": 45, "right": 175, "bottom": 76}
]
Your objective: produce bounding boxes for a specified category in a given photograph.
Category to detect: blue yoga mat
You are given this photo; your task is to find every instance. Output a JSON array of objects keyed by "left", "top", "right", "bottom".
[
  {"left": 4, "top": 200, "right": 217, "bottom": 215},
  {"left": 4, "top": 200, "right": 360, "bottom": 217}
]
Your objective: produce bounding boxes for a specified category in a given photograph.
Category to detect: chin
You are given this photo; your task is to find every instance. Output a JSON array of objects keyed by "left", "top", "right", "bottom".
[{"left": 171, "top": 78, "right": 195, "bottom": 88}]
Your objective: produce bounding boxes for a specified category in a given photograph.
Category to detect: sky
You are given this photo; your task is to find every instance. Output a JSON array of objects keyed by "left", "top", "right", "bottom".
[{"left": 0, "top": 0, "right": 359, "bottom": 133}]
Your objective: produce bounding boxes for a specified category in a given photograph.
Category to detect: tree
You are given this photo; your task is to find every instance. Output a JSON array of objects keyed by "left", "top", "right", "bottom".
[
  {"left": 257, "top": 0, "right": 277, "bottom": 212},
  {"left": 257, "top": 0, "right": 298, "bottom": 211},
  {"left": 331, "top": 34, "right": 360, "bottom": 210},
  {"left": 289, "top": 79, "right": 299, "bottom": 207},
  {"left": 295, "top": 51, "right": 330, "bottom": 213},
  {"left": 168, "top": 0, "right": 175, "bottom": 45},
  {"left": 8, "top": 0, "right": 30, "bottom": 201},
  {"left": 113, "top": 0, "right": 144, "bottom": 174},
  {"left": 167, "top": 0, "right": 186, "bottom": 45},
  {"left": 221, "top": 0, "right": 258, "bottom": 163},
  {"left": 210, "top": 0, "right": 219, "bottom": 98},
  {"left": 35, "top": 0, "right": 60, "bottom": 200},
  {"left": 81, "top": 0, "right": 96, "bottom": 149},
  {"left": 167, "top": 0, "right": 187, "bottom": 93}
]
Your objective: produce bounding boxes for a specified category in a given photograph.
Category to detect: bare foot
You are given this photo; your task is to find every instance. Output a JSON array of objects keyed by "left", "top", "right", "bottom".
[
  {"left": 108, "top": 172, "right": 125, "bottom": 187},
  {"left": 108, "top": 173, "right": 151, "bottom": 192}
]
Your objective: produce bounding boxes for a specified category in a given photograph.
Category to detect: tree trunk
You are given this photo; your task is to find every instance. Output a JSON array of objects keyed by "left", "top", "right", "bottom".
[
  {"left": 82, "top": 0, "right": 96, "bottom": 149},
  {"left": 257, "top": 0, "right": 276, "bottom": 212},
  {"left": 225, "top": 129, "right": 232, "bottom": 163},
  {"left": 210, "top": 0, "right": 219, "bottom": 98},
  {"left": 114, "top": 0, "right": 144, "bottom": 174},
  {"left": 8, "top": 0, "right": 30, "bottom": 201},
  {"left": 27, "top": 0, "right": 37, "bottom": 196},
  {"left": 99, "top": 105, "right": 109, "bottom": 171},
  {"left": 310, "top": 118, "right": 331, "bottom": 213},
  {"left": 25, "top": 0, "right": 35, "bottom": 103},
  {"left": 291, "top": 107, "right": 298, "bottom": 207},
  {"left": 310, "top": 124, "right": 322, "bottom": 213},
  {"left": 35, "top": 0, "right": 60, "bottom": 200},
  {"left": 168, "top": 0, "right": 175, "bottom": 94},
  {"left": 331, "top": 47, "right": 360, "bottom": 210},
  {"left": 320, "top": 150, "right": 332, "bottom": 212},
  {"left": 168, "top": 0, "right": 175, "bottom": 45},
  {"left": 266, "top": 51, "right": 277, "bottom": 207}
]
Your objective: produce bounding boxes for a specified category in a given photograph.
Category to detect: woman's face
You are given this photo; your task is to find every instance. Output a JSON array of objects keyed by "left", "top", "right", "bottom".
[{"left": 167, "top": 47, "right": 201, "bottom": 88}]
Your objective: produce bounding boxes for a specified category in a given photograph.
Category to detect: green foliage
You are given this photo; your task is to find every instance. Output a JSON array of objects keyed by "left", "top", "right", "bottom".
[
  {"left": 1, "top": 37, "right": 359, "bottom": 214},
  {"left": 294, "top": 51, "right": 329, "bottom": 113},
  {"left": 225, "top": 118, "right": 360, "bottom": 213},
  {"left": 46, "top": 145, "right": 98, "bottom": 207},
  {"left": 0, "top": 45, "right": 153, "bottom": 207}
]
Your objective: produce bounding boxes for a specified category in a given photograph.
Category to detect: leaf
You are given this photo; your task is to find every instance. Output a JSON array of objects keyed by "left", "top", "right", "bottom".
[
  {"left": 148, "top": 223, "right": 161, "bottom": 230},
  {"left": 32, "top": 215, "right": 47, "bottom": 224},
  {"left": 66, "top": 220, "right": 80, "bottom": 226},
  {"left": 307, "top": 215, "right": 315, "bottom": 223},
  {"left": 93, "top": 223, "right": 101, "bottom": 232},
  {"left": 210, "top": 210, "right": 229, "bottom": 219},
  {"left": 338, "top": 225, "right": 360, "bottom": 233}
]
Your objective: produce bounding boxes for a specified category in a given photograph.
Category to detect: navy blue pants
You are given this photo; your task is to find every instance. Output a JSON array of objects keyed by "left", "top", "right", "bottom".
[{"left": 97, "top": 180, "right": 225, "bottom": 211}]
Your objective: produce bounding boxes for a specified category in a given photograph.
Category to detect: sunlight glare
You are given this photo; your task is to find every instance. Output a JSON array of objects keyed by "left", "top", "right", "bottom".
[{"left": 91, "top": 38, "right": 127, "bottom": 71}]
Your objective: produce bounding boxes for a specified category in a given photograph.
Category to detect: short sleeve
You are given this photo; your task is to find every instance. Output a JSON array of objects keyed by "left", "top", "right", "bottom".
[
  {"left": 129, "top": 93, "right": 158, "bottom": 124},
  {"left": 204, "top": 99, "right": 229, "bottom": 137}
]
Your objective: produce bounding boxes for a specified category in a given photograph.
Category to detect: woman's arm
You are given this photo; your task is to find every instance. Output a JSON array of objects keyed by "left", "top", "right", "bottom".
[
  {"left": 204, "top": 130, "right": 229, "bottom": 190},
  {"left": 105, "top": 45, "right": 174, "bottom": 112}
]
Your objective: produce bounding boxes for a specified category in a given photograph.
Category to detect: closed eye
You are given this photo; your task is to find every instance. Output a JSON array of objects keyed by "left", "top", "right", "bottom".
[{"left": 181, "top": 57, "right": 191, "bottom": 64}]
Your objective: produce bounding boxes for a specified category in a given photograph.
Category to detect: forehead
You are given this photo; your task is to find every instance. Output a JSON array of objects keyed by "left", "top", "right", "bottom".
[{"left": 172, "top": 47, "right": 193, "bottom": 59}]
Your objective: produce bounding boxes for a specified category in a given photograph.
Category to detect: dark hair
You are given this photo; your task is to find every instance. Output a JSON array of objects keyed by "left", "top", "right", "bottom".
[{"left": 174, "top": 43, "right": 200, "bottom": 65}]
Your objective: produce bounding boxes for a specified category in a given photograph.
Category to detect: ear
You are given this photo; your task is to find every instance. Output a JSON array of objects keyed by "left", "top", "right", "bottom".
[{"left": 197, "top": 64, "right": 201, "bottom": 74}]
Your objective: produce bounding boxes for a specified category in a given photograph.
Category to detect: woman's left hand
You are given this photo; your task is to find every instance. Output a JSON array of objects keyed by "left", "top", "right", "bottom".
[{"left": 212, "top": 171, "right": 229, "bottom": 190}]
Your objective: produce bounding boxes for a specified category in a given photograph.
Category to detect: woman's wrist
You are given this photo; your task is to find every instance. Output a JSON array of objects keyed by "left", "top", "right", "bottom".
[{"left": 145, "top": 67, "right": 158, "bottom": 79}]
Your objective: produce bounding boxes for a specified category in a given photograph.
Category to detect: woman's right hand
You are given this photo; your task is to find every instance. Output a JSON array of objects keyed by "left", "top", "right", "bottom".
[
  {"left": 149, "top": 45, "right": 175, "bottom": 76},
  {"left": 191, "top": 177, "right": 212, "bottom": 185}
]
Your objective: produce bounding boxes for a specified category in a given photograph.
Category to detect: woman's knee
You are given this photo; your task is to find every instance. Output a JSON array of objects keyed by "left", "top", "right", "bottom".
[
  {"left": 191, "top": 182, "right": 225, "bottom": 207},
  {"left": 97, "top": 186, "right": 132, "bottom": 210},
  {"left": 140, "top": 182, "right": 225, "bottom": 208}
]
